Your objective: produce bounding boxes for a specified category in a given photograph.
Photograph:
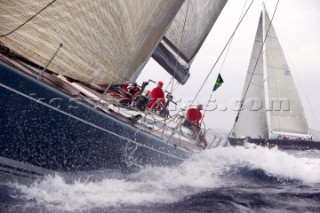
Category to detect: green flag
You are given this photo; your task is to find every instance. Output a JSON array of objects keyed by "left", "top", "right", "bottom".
[{"left": 213, "top": 74, "right": 224, "bottom": 91}]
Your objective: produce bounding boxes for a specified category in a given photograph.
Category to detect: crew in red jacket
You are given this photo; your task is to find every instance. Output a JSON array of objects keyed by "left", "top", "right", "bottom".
[
  {"left": 186, "top": 105, "right": 203, "bottom": 126},
  {"left": 146, "top": 81, "right": 166, "bottom": 109},
  {"left": 183, "top": 104, "right": 208, "bottom": 148}
]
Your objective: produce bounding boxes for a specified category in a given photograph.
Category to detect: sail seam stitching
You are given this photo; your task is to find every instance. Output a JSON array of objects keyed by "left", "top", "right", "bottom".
[{"left": 0, "top": 0, "right": 57, "bottom": 38}]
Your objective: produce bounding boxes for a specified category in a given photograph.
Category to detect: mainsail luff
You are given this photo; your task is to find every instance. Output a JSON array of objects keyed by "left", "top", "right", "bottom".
[
  {"left": 0, "top": 0, "right": 184, "bottom": 84},
  {"left": 263, "top": 9, "right": 310, "bottom": 136},
  {"left": 152, "top": 0, "right": 228, "bottom": 84},
  {"left": 233, "top": 14, "right": 268, "bottom": 138}
]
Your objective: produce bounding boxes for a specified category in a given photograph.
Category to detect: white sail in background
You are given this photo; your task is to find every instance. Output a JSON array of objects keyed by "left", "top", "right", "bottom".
[
  {"left": 233, "top": 8, "right": 310, "bottom": 139},
  {"left": 0, "top": 0, "right": 184, "bottom": 84},
  {"left": 233, "top": 15, "right": 268, "bottom": 138},
  {"left": 263, "top": 10, "right": 310, "bottom": 137}
]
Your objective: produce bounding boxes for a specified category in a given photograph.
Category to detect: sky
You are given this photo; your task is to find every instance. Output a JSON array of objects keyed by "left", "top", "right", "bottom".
[{"left": 137, "top": 0, "right": 320, "bottom": 132}]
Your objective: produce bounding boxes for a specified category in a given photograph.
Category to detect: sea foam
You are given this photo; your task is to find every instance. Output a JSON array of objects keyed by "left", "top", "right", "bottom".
[{"left": 12, "top": 146, "right": 320, "bottom": 211}]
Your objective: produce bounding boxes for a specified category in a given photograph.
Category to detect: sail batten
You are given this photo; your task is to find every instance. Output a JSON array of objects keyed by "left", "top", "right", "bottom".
[{"left": 0, "top": 0, "right": 185, "bottom": 84}]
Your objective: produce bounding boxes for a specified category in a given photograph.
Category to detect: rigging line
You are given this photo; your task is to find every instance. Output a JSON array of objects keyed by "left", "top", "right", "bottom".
[
  {"left": 219, "top": 0, "right": 249, "bottom": 72},
  {"left": 188, "top": 0, "right": 256, "bottom": 109},
  {"left": 171, "top": 0, "right": 190, "bottom": 93},
  {"left": 200, "top": 93, "right": 214, "bottom": 128},
  {"left": 0, "top": 0, "right": 57, "bottom": 37},
  {"left": 173, "top": 80, "right": 181, "bottom": 93},
  {"left": 165, "top": 77, "right": 174, "bottom": 92},
  {"left": 131, "top": 104, "right": 182, "bottom": 138},
  {"left": 200, "top": 0, "right": 249, "bottom": 128},
  {"left": 168, "top": 78, "right": 181, "bottom": 95},
  {"left": 165, "top": 0, "right": 191, "bottom": 94},
  {"left": 228, "top": 0, "right": 280, "bottom": 137}
]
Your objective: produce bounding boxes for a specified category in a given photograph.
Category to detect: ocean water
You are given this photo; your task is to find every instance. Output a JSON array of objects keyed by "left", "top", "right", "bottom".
[{"left": 1, "top": 145, "right": 320, "bottom": 213}]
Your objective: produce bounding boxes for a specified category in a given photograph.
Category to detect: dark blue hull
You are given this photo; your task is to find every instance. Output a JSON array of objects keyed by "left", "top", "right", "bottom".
[
  {"left": 0, "top": 61, "right": 190, "bottom": 179},
  {"left": 228, "top": 137, "right": 320, "bottom": 150}
]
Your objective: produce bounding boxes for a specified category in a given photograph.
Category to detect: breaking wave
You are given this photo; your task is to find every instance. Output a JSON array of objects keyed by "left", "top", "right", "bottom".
[{"left": 11, "top": 145, "right": 320, "bottom": 211}]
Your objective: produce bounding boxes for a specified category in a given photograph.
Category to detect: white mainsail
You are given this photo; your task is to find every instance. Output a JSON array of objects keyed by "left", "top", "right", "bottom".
[
  {"left": 233, "top": 15, "right": 268, "bottom": 138},
  {"left": 263, "top": 10, "right": 310, "bottom": 137},
  {"left": 233, "top": 8, "right": 310, "bottom": 139},
  {"left": 0, "top": 0, "right": 184, "bottom": 84}
]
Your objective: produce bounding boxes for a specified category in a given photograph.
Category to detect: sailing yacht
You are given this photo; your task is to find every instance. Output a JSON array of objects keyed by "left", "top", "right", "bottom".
[
  {"left": 228, "top": 6, "right": 320, "bottom": 150},
  {"left": 0, "top": 0, "right": 228, "bottom": 180}
]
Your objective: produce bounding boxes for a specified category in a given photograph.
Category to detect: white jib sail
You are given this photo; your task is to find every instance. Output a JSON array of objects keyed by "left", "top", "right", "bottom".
[{"left": 233, "top": 14, "right": 268, "bottom": 138}]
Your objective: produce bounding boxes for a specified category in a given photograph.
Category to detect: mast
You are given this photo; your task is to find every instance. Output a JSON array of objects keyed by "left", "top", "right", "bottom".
[{"left": 262, "top": 3, "right": 272, "bottom": 138}]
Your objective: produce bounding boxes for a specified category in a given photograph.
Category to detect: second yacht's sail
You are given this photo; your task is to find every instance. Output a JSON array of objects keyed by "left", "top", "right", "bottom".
[
  {"left": 233, "top": 15, "right": 268, "bottom": 138},
  {"left": 233, "top": 8, "right": 310, "bottom": 139},
  {"left": 263, "top": 11, "right": 309, "bottom": 137}
]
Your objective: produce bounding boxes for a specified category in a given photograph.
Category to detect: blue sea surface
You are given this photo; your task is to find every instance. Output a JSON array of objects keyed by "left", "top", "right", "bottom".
[{"left": 1, "top": 146, "right": 320, "bottom": 212}]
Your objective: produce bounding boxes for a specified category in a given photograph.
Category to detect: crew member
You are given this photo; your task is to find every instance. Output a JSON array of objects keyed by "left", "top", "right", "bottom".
[
  {"left": 183, "top": 104, "right": 208, "bottom": 148},
  {"left": 146, "top": 81, "right": 166, "bottom": 110},
  {"left": 128, "top": 83, "right": 141, "bottom": 98},
  {"left": 99, "top": 83, "right": 130, "bottom": 98}
]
